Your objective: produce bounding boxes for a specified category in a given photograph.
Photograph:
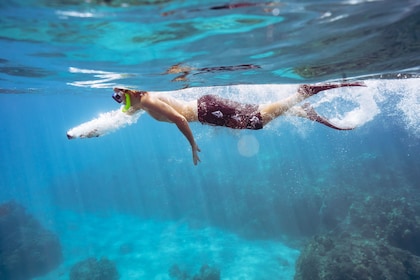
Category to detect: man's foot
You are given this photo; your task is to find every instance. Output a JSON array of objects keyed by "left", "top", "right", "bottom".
[
  {"left": 298, "top": 82, "right": 366, "bottom": 96},
  {"left": 302, "top": 103, "right": 354, "bottom": 130}
]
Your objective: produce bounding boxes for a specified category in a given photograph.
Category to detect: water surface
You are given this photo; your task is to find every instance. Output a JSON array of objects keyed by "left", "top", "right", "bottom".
[{"left": 0, "top": 0, "right": 419, "bottom": 279}]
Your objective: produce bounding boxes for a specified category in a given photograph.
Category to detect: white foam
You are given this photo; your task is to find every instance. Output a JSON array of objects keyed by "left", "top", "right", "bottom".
[
  {"left": 295, "top": 79, "right": 418, "bottom": 133},
  {"left": 66, "top": 109, "right": 142, "bottom": 139},
  {"left": 314, "top": 81, "right": 381, "bottom": 128},
  {"left": 394, "top": 79, "right": 420, "bottom": 136},
  {"left": 56, "top": 10, "right": 96, "bottom": 18},
  {"left": 67, "top": 67, "right": 133, "bottom": 88},
  {"left": 158, "top": 84, "right": 298, "bottom": 103}
]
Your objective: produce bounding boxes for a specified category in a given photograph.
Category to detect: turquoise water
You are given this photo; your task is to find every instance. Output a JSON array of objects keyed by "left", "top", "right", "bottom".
[{"left": 1, "top": 0, "right": 420, "bottom": 279}]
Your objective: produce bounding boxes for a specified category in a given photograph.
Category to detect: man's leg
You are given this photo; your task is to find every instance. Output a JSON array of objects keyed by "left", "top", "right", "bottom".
[
  {"left": 298, "top": 82, "right": 365, "bottom": 96},
  {"left": 259, "top": 82, "right": 364, "bottom": 125},
  {"left": 286, "top": 103, "right": 354, "bottom": 130}
]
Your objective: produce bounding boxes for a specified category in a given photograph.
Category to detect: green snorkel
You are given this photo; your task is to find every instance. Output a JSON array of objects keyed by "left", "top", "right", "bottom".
[{"left": 122, "top": 93, "right": 131, "bottom": 113}]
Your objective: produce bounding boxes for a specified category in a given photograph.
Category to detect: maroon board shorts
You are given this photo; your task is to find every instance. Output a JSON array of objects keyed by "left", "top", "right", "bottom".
[{"left": 197, "top": 95, "right": 263, "bottom": 130}]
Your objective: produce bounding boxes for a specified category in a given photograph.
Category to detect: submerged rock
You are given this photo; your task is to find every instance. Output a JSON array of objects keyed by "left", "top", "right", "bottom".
[
  {"left": 0, "top": 201, "right": 62, "bottom": 280},
  {"left": 295, "top": 234, "right": 420, "bottom": 280},
  {"left": 193, "top": 264, "right": 220, "bottom": 280},
  {"left": 69, "top": 257, "right": 119, "bottom": 280},
  {"left": 169, "top": 264, "right": 220, "bottom": 280}
]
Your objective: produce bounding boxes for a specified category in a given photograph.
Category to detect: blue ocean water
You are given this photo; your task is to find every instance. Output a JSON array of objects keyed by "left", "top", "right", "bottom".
[{"left": 0, "top": 0, "right": 419, "bottom": 279}]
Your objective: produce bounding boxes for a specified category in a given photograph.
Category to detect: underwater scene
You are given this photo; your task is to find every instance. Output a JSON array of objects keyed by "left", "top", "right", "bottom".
[{"left": 1, "top": 0, "right": 420, "bottom": 279}]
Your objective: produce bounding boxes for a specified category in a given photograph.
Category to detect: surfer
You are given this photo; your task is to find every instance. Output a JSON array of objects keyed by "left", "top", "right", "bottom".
[{"left": 110, "top": 82, "right": 364, "bottom": 165}]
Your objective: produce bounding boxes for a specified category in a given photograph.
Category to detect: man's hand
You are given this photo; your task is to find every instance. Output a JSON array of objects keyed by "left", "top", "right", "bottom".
[
  {"left": 192, "top": 144, "right": 201, "bottom": 165},
  {"left": 140, "top": 94, "right": 201, "bottom": 165}
]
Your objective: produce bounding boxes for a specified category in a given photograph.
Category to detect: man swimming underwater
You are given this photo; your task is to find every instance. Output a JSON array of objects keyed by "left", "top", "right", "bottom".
[{"left": 110, "top": 82, "right": 364, "bottom": 165}]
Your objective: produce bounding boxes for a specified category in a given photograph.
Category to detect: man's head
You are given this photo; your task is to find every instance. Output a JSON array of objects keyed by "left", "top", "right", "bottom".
[
  {"left": 113, "top": 88, "right": 134, "bottom": 112},
  {"left": 112, "top": 88, "right": 148, "bottom": 112},
  {"left": 112, "top": 88, "right": 133, "bottom": 103}
]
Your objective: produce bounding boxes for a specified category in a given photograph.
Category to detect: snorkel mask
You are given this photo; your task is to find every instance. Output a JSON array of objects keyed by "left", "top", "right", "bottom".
[{"left": 113, "top": 88, "right": 131, "bottom": 113}]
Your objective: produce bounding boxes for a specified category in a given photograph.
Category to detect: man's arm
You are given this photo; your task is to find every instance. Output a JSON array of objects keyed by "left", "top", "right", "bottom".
[{"left": 141, "top": 95, "right": 201, "bottom": 165}]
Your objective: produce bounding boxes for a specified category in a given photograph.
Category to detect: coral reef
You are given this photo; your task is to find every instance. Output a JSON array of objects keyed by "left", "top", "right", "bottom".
[
  {"left": 169, "top": 264, "right": 220, "bottom": 280},
  {"left": 69, "top": 257, "right": 119, "bottom": 280},
  {"left": 295, "top": 234, "right": 420, "bottom": 280},
  {"left": 348, "top": 196, "right": 420, "bottom": 256},
  {"left": 295, "top": 195, "right": 420, "bottom": 279},
  {"left": 0, "top": 201, "right": 62, "bottom": 280}
]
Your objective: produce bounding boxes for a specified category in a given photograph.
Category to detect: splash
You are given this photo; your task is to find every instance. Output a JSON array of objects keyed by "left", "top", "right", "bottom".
[
  {"left": 66, "top": 109, "right": 142, "bottom": 139},
  {"left": 313, "top": 81, "right": 380, "bottom": 128},
  {"left": 66, "top": 78, "right": 420, "bottom": 139},
  {"left": 389, "top": 79, "right": 420, "bottom": 136},
  {"left": 320, "top": 78, "right": 420, "bottom": 136}
]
